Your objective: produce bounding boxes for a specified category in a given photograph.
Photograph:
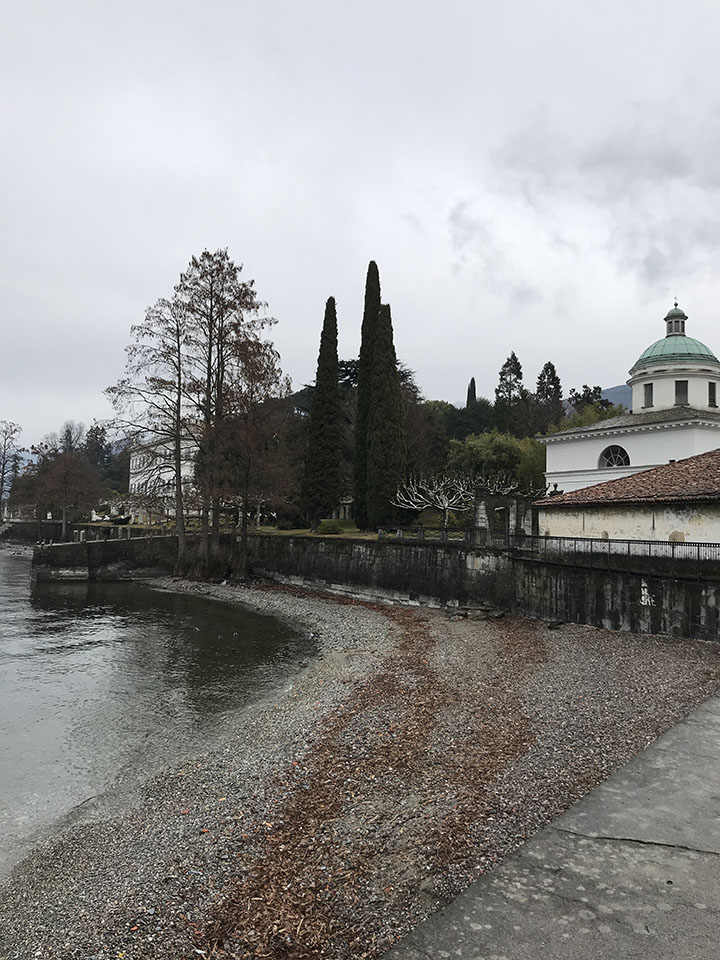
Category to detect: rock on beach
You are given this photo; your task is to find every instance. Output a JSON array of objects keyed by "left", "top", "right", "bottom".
[{"left": 1, "top": 577, "right": 719, "bottom": 960}]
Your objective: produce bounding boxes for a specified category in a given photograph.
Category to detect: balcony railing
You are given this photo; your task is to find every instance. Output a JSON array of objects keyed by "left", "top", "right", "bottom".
[
  {"left": 377, "top": 526, "right": 475, "bottom": 543},
  {"left": 508, "top": 534, "right": 720, "bottom": 582}
]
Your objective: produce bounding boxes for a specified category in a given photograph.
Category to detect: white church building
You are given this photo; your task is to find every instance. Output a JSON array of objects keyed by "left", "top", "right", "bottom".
[{"left": 541, "top": 302, "right": 720, "bottom": 493}]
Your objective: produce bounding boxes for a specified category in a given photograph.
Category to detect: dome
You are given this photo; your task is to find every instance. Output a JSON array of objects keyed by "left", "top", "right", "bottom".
[
  {"left": 632, "top": 335, "right": 719, "bottom": 370},
  {"left": 664, "top": 304, "right": 688, "bottom": 321}
]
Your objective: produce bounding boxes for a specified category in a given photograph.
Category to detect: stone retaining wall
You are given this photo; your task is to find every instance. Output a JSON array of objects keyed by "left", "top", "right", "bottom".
[
  {"left": 30, "top": 533, "right": 720, "bottom": 640},
  {"left": 32, "top": 536, "right": 182, "bottom": 581},
  {"left": 513, "top": 559, "right": 720, "bottom": 641},
  {"left": 246, "top": 534, "right": 513, "bottom": 607}
]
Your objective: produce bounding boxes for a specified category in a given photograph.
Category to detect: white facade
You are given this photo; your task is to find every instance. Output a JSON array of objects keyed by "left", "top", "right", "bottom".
[
  {"left": 538, "top": 503, "right": 720, "bottom": 544},
  {"left": 541, "top": 303, "right": 720, "bottom": 493},
  {"left": 128, "top": 440, "right": 197, "bottom": 524},
  {"left": 629, "top": 367, "right": 720, "bottom": 413},
  {"left": 544, "top": 420, "right": 720, "bottom": 493}
]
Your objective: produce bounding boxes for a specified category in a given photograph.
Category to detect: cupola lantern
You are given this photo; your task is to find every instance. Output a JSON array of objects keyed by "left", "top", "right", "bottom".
[{"left": 664, "top": 300, "right": 687, "bottom": 337}]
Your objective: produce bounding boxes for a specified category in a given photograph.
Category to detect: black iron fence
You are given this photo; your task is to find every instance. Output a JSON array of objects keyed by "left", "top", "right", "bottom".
[{"left": 508, "top": 534, "right": 720, "bottom": 582}]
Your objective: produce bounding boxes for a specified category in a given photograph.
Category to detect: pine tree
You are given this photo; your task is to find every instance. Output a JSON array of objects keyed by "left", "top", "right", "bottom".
[
  {"left": 535, "top": 361, "right": 564, "bottom": 433},
  {"left": 352, "top": 261, "right": 382, "bottom": 529},
  {"left": 466, "top": 377, "right": 477, "bottom": 407},
  {"left": 494, "top": 351, "right": 529, "bottom": 436},
  {"left": 301, "top": 297, "right": 341, "bottom": 531},
  {"left": 366, "top": 304, "right": 406, "bottom": 529}
]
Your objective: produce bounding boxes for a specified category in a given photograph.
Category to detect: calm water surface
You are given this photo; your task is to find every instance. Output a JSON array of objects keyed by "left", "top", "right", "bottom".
[{"left": 0, "top": 546, "right": 314, "bottom": 874}]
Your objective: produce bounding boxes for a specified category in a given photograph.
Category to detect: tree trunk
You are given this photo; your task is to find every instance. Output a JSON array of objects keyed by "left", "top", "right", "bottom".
[
  {"left": 200, "top": 501, "right": 210, "bottom": 572},
  {"left": 211, "top": 495, "right": 221, "bottom": 551},
  {"left": 237, "top": 470, "right": 251, "bottom": 578},
  {"left": 173, "top": 432, "right": 186, "bottom": 576}
]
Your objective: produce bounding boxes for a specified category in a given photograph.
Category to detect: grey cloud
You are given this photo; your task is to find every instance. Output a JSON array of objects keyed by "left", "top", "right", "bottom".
[
  {"left": 491, "top": 104, "right": 720, "bottom": 288},
  {"left": 7, "top": 1, "right": 720, "bottom": 442},
  {"left": 447, "top": 200, "right": 541, "bottom": 307}
]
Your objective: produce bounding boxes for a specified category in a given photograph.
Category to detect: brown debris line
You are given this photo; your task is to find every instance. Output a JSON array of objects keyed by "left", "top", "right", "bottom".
[{"left": 194, "top": 605, "right": 544, "bottom": 960}]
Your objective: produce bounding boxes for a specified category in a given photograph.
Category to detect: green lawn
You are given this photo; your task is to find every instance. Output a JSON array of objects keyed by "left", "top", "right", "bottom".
[{"left": 256, "top": 519, "right": 379, "bottom": 540}]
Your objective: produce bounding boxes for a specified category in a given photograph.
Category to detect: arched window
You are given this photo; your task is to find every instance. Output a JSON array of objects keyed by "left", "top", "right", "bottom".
[{"left": 599, "top": 445, "right": 630, "bottom": 468}]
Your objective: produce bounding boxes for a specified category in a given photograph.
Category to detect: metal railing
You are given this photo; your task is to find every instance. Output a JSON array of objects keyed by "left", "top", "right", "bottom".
[
  {"left": 508, "top": 534, "right": 720, "bottom": 582},
  {"left": 377, "top": 526, "right": 475, "bottom": 543}
]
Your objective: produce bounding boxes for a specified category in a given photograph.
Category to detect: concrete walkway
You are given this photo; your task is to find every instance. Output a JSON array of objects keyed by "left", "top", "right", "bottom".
[{"left": 386, "top": 696, "right": 720, "bottom": 960}]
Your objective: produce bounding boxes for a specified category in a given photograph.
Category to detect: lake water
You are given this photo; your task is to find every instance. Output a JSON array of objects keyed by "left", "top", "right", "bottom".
[{"left": 0, "top": 545, "right": 314, "bottom": 875}]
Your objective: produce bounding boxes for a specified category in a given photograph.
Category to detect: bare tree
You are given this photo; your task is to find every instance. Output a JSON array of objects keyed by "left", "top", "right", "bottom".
[
  {"left": 196, "top": 337, "right": 293, "bottom": 575},
  {"left": 108, "top": 249, "right": 281, "bottom": 575},
  {"left": 107, "top": 297, "right": 192, "bottom": 569},
  {"left": 477, "top": 475, "right": 549, "bottom": 499},
  {"left": 30, "top": 438, "right": 101, "bottom": 540},
  {"left": 394, "top": 473, "right": 548, "bottom": 530},
  {"left": 177, "top": 249, "right": 275, "bottom": 562},
  {"left": 0, "top": 421, "right": 22, "bottom": 520},
  {"left": 393, "top": 474, "right": 475, "bottom": 525}
]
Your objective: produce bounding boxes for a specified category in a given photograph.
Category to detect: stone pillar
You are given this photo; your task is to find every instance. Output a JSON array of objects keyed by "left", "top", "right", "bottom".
[
  {"left": 471, "top": 526, "right": 489, "bottom": 546},
  {"left": 474, "top": 496, "right": 491, "bottom": 535}
]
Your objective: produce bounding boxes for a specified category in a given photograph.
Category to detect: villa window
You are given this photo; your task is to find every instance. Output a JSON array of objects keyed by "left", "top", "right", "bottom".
[
  {"left": 599, "top": 445, "right": 630, "bottom": 468},
  {"left": 643, "top": 383, "right": 654, "bottom": 408},
  {"left": 675, "top": 380, "right": 689, "bottom": 405},
  {"left": 710, "top": 382, "right": 718, "bottom": 408}
]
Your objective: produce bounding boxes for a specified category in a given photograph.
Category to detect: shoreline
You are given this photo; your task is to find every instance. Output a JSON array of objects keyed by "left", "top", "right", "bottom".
[{"left": 2, "top": 578, "right": 720, "bottom": 959}]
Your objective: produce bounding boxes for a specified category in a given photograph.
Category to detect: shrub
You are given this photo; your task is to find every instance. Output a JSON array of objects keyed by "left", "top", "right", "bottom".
[{"left": 318, "top": 519, "right": 342, "bottom": 535}]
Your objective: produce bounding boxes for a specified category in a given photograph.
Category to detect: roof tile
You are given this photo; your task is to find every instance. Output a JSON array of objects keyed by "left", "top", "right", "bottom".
[
  {"left": 539, "top": 448, "right": 720, "bottom": 507},
  {"left": 546, "top": 406, "right": 720, "bottom": 439}
]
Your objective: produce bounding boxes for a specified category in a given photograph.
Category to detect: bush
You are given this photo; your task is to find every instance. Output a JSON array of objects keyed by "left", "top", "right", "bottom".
[
  {"left": 318, "top": 519, "right": 342, "bottom": 535},
  {"left": 447, "top": 509, "right": 472, "bottom": 529}
]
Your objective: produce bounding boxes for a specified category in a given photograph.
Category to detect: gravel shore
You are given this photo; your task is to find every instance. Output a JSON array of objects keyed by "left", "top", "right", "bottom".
[{"left": 2, "top": 578, "right": 719, "bottom": 960}]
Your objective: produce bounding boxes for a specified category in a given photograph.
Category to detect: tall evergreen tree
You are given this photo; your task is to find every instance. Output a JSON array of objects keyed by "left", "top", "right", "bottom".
[
  {"left": 352, "top": 261, "right": 382, "bottom": 529},
  {"left": 535, "top": 361, "right": 564, "bottom": 433},
  {"left": 466, "top": 376, "right": 477, "bottom": 407},
  {"left": 300, "top": 297, "right": 341, "bottom": 531},
  {"left": 366, "top": 304, "right": 406, "bottom": 529},
  {"left": 494, "top": 351, "right": 529, "bottom": 436}
]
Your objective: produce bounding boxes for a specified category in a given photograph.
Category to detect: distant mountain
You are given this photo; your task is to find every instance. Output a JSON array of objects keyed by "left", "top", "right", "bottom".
[{"left": 601, "top": 384, "right": 631, "bottom": 409}]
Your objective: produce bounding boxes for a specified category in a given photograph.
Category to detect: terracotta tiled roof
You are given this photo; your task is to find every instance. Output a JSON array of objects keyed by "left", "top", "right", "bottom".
[
  {"left": 538, "top": 448, "right": 720, "bottom": 507},
  {"left": 544, "top": 406, "right": 720, "bottom": 439}
]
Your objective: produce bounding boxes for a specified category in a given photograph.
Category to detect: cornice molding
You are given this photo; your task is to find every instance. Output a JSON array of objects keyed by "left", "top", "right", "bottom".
[{"left": 540, "top": 418, "right": 720, "bottom": 444}]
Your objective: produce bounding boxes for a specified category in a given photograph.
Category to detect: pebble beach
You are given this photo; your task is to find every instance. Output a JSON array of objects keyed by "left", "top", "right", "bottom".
[{"left": 2, "top": 578, "right": 720, "bottom": 960}]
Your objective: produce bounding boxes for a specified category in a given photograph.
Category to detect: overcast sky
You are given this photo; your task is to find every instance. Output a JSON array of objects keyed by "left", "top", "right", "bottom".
[{"left": 4, "top": 0, "right": 720, "bottom": 446}]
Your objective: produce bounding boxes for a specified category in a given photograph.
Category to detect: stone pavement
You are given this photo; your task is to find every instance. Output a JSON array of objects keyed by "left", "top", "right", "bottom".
[{"left": 385, "top": 696, "right": 720, "bottom": 959}]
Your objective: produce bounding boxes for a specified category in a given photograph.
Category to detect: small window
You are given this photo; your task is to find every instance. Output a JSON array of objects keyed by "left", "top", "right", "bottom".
[
  {"left": 675, "top": 380, "right": 689, "bottom": 405},
  {"left": 643, "top": 383, "right": 654, "bottom": 408},
  {"left": 599, "top": 445, "right": 630, "bottom": 468},
  {"left": 710, "top": 383, "right": 717, "bottom": 408}
]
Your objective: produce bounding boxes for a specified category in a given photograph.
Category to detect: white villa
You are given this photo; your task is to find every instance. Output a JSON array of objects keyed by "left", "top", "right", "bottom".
[
  {"left": 128, "top": 440, "right": 197, "bottom": 524},
  {"left": 541, "top": 302, "right": 720, "bottom": 493}
]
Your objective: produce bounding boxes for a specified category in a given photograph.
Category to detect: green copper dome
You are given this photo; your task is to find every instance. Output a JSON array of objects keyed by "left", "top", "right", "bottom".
[{"left": 632, "top": 334, "right": 719, "bottom": 369}]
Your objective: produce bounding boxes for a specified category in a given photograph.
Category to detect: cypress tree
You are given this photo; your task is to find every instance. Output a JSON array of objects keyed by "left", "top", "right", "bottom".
[
  {"left": 535, "top": 361, "right": 564, "bottom": 433},
  {"left": 366, "top": 304, "right": 406, "bottom": 529},
  {"left": 301, "top": 297, "right": 341, "bottom": 531},
  {"left": 466, "top": 376, "right": 477, "bottom": 407},
  {"left": 353, "top": 261, "right": 381, "bottom": 529}
]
